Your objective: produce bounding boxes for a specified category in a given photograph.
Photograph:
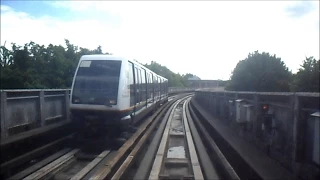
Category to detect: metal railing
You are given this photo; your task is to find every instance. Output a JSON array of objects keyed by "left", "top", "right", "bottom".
[
  {"left": 194, "top": 90, "right": 320, "bottom": 170},
  {"left": 0, "top": 89, "right": 70, "bottom": 139},
  {"left": 0, "top": 87, "right": 199, "bottom": 139}
]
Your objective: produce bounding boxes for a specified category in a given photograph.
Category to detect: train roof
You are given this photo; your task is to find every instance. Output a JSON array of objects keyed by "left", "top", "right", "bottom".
[
  {"left": 80, "top": 54, "right": 126, "bottom": 61},
  {"left": 80, "top": 54, "right": 167, "bottom": 81}
]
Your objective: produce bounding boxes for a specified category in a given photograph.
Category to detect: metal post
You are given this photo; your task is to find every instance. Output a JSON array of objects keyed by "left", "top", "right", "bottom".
[
  {"left": 223, "top": 93, "right": 227, "bottom": 119},
  {"left": 39, "top": 91, "right": 45, "bottom": 127},
  {"left": 292, "top": 94, "right": 301, "bottom": 173},
  {"left": 253, "top": 93, "right": 259, "bottom": 137},
  {"left": 65, "top": 90, "right": 70, "bottom": 121},
  {"left": 1, "top": 91, "right": 8, "bottom": 139}
]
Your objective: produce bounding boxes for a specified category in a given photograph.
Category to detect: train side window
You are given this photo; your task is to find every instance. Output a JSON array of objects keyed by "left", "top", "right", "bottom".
[
  {"left": 150, "top": 73, "right": 153, "bottom": 102},
  {"left": 164, "top": 79, "right": 166, "bottom": 95},
  {"left": 162, "top": 79, "right": 164, "bottom": 96},
  {"left": 162, "top": 79, "right": 166, "bottom": 94},
  {"left": 154, "top": 76, "right": 159, "bottom": 98},
  {"left": 160, "top": 78, "right": 163, "bottom": 96},
  {"left": 157, "top": 76, "right": 159, "bottom": 98},
  {"left": 138, "top": 69, "right": 142, "bottom": 103},
  {"left": 164, "top": 80, "right": 166, "bottom": 95},
  {"left": 159, "top": 78, "right": 163, "bottom": 96},
  {"left": 153, "top": 74, "right": 156, "bottom": 99},
  {"left": 166, "top": 80, "right": 168, "bottom": 95},
  {"left": 141, "top": 68, "right": 147, "bottom": 102},
  {"left": 145, "top": 71, "right": 148, "bottom": 103},
  {"left": 128, "top": 62, "right": 135, "bottom": 106},
  {"left": 158, "top": 77, "right": 161, "bottom": 97},
  {"left": 150, "top": 73, "right": 153, "bottom": 101},
  {"left": 146, "top": 72, "right": 149, "bottom": 101},
  {"left": 158, "top": 77, "right": 160, "bottom": 97},
  {"left": 135, "top": 67, "right": 140, "bottom": 105},
  {"left": 147, "top": 72, "right": 151, "bottom": 102}
]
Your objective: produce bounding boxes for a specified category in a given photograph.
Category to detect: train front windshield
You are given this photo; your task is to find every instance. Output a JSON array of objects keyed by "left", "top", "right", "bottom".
[{"left": 72, "top": 60, "right": 122, "bottom": 105}]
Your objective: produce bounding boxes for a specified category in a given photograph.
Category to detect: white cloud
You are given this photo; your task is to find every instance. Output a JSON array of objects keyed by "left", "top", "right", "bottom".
[{"left": 1, "top": 1, "right": 319, "bottom": 80}]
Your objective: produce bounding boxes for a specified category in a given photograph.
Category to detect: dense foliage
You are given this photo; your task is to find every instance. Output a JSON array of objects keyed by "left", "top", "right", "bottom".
[
  {"left": 144, "top": 61, "right": 196, "bottom": 87},
  {"left": 0, "top": 40, "right": 193, "bottom": 89},
  {"left": 291, "top": 56, "right": 319, "bottom": 92},
  {"left": 0, "top": 40, "right": 106, "bottom": 89},
  {"left": 1, "top": 40, "right": 318, "bottom": 92},
  {"left": 226, "top": 51, "right": 319, "bottom": 92}
]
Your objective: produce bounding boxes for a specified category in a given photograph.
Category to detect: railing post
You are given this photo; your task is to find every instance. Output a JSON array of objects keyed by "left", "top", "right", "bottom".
[
  {"left": 223, "top": 93, "right": 227, "bottom": 119},
  {"left": 253, "top": 93, "right": 259, "bottom": 137},
  {"left": 1, "top": 91, "right": 8, "bottom": 139},
  {"left": 39, "top": 91, "right": 45, "bottom": 127},
  {"left": 65, "top": 90, "right": 70, "bottom": 121},
  {"left": 292, "top": 94, "right": 301, "bottom": 173}
]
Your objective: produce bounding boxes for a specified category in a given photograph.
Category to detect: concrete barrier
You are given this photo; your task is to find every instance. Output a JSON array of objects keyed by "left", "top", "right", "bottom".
[
  {"left": 1, "top": 89, "right": 70, "bottom": 139},
  {"left": 194, "top": 90, "right": 320, "bottom": 179},
  {"left": 0, "top": 87, "right": 202, "bottom": 140}
]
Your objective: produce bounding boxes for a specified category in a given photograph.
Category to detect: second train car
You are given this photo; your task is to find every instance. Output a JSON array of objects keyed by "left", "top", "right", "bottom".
[{"left": 70, "top": 54, "right": 168, "bottom": 137}]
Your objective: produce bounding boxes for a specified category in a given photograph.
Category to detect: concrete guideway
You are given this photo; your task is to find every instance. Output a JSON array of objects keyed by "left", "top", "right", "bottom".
[
  {"left": 148, "top": 97, "right": 204, "bottom": 179},
  {"left": 0, "top": 88, "right": 200, "bottom": 141},
  {"left": 190, "top": 98, "right": 298, "bottom": 180},
  {"left": 5, "top": 93, "right": 243, "bottom": 180},
  {"left": 137, "top": 96, "right": 230, "bottom": 180}
]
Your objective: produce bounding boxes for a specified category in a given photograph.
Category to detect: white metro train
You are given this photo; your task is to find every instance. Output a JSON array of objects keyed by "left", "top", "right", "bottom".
[{"left": 70, "top": 54, "right": 168, "bottom": 136}]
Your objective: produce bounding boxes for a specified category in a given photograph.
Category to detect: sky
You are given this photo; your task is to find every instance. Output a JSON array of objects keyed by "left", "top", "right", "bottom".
[{"left": 1, "top": 0, "right": 319, "bottom": 80}]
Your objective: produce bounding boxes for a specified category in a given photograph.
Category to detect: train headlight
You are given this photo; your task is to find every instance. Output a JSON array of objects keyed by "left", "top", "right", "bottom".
[
  {"left": 261, "top": 104, "right": 269, "bottom": 114},
  {"left": 109, "top": 100, "right": 116, "bottom": 105},
  {"left": 72, "top": 96, "right": 80, "bottom": 103}
]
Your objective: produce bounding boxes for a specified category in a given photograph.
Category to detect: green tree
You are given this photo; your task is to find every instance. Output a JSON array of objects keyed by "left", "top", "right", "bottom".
[
  {"left": 144, "top": 61, "right": 196, "bottom": 87},
  {"left": 0, "top": 45, "right": 13, "bottom": 67},
  {"left": 0, "top": 39, "right": 197, "bottom": 89},
  {"left": 226, "top": 51, "right": 292, "bottom": 92},
  {"left": 0, "top": 40, "right": 110, "bottom": 89},
  {"left": 291, "top": 57, "right": 319, "bottom": 92}
]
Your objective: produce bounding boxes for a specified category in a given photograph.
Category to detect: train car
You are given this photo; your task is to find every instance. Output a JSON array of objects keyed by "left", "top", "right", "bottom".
[{"left": 70, "top": 54, "right": 168, "bottom": 137}]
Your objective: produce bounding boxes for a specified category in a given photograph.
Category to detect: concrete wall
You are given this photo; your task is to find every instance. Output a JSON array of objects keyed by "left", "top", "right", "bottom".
[
  {"left": 0, "top": 87, "right": 195, "bottom": 140},
  {"left": 195, "top": 90, "right": 320, "bottom": 179},
  {"left": 1, "top": 89, "right": 70, "bottom": 140},
  {"left": 187, "top": 80, "right": 220, "bottom": 89}
]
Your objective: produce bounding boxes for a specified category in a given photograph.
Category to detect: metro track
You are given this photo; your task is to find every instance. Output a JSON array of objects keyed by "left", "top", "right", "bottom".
[
  {"left": 4, "top": 94, "right": 184, "bottom": 180},
  {"left": 4, "top": 94, "right": 240, "bottom": 180}
]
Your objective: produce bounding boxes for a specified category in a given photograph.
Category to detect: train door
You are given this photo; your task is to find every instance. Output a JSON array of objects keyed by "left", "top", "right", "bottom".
[
  {"left": 134, "top": 67, "right": 140, "bottom": 112},
  {"left": 159, "top": 78, "right": 163, "bottom": 101},
  {"left": 146, "top": 72, "right": 149, "bottom": 106},
  {"left": 150, "top": 73, "right": 154, "bottom": 104},
  {"left": 141, "top": 68, "right": 147, "bottom": 107},
  {"left": 128, "top": 62, "right": 135, "bottom": 114},
  {"left": 138, "top": 69, "right": 142, "bottom": 107},
  {"left": 166, "top": 80, "right": 168, "bottom": 97},
  {"left": 153, "top": 74, "right": 157, "bottom": 102},
  {"left": 148, "top": 73, "right": 153, "bottom": 104}
]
